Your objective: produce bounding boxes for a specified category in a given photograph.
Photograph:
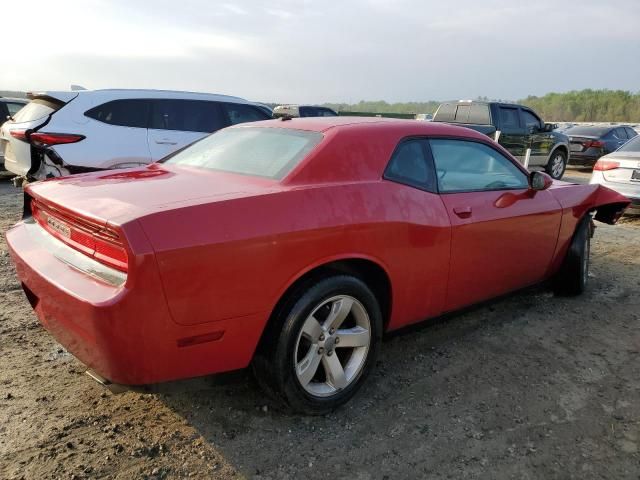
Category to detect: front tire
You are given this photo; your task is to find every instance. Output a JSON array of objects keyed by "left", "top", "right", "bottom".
[
  {"left": 553, "top": 215, "right": 592, "bottom": 295},
  {"left": 546, "top": 150, "right": 567, "bottom": 180},
  {"left": 252, "top": 275, "right": 382, "bottom": 415}
]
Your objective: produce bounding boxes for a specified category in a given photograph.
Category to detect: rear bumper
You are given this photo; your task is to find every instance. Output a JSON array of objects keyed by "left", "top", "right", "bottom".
[
  {"left": 6, "top": 219, "right": 266, "bottom": 385},
  {"left": 569, "top": 153, "right": 600, "bottom": 166}
]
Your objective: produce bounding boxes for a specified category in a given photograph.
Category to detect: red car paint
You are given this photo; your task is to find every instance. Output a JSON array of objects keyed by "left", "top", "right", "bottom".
[{"left": 6, "top": 118, "right": 630, "bottom": 385}]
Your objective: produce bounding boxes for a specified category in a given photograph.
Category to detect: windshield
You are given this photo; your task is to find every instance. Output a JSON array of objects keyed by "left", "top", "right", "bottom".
[
  {"left": 164, "top": 127, "right": 323, "bottom": 180},
  {"left": 618, "top": 135, "right": 640, "bottom": 152}
]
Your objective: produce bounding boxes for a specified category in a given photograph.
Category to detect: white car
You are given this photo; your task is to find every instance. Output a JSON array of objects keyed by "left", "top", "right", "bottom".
[
  {"left": 590, "top": 135, "right": 640, "bottom": 213},
  {"left": 0, "top": 89, "right": 271, "bottom": 180}
]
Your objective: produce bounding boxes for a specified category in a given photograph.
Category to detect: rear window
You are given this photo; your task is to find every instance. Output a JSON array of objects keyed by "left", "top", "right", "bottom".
[
  {"left": 86, "top": 99, "right": 150, "bottom": 128},
  {"left": 12, "top": 99, "right": 62, "bottom": 123},
  {"left": 565, "top": 126, "right": 610, "bottom": 136},
  {"left": 164, "top": 127, "right": 323, "bottom": 180},
  {"left": 618, "top": 135, "right": 640, "bottom": 152}
]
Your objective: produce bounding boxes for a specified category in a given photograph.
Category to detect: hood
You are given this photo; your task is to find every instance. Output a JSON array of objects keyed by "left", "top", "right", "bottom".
[{"left": 25, "top": 163, "right": 281, "bottom": 226}]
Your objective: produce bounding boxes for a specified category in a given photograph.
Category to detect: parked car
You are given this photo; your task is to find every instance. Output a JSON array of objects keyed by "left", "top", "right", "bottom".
[
  {"left": 6, "top": 118, "right": 629, "bottom": 414},
  {"left": 0, "top": 89, "right": 271, "bottom": 181},
  {"left": 0, "top": 97, "right": 28, "bottom": 170},
  {"left": 590, "top": 134, "right": 640, "bottom": 213},
  {"left": 273, "top": 104, "right": 338, "bottom": 118},
  {"left": 415, "top": 113, "right": 433, "bottom": 121},
  {"left": 565, "top": 125, "right": 638, "bottom": 167},
  {"left": 433, "top": 100, "right": 570, "bottom": 179}
]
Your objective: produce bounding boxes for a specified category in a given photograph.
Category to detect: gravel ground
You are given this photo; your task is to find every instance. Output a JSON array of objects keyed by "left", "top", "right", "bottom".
[{"left": 0, "top": 177, "right": 639, "bottom": 480}]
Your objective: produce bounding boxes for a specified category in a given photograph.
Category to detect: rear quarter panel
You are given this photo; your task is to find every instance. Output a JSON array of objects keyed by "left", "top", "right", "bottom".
[{"left": 138, "top": 181, "right": 451, "bottom": 332}]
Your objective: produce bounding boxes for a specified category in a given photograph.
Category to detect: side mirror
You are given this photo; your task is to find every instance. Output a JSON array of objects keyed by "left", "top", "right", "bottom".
[{"left": 530, "top": 171, "right": 553, "bottom": 191}]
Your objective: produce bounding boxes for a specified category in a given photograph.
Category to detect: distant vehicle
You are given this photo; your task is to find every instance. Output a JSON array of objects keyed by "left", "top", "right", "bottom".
[
  {"left": 565, "top": 125, "right": 638, "bottom": 167},
  {"left": 273, "top": 104, "right": 338, "bottom": 118},
  {"left": 0, "top": 89, "right": 271, "bottom": 181},
  {"left": 433, "top": 100, "right": 570, "bottom": 179},
  {"left": 6, "top": 117, "right": 629, "bottom": 414},
  {"left": 590, "top": 134, "right": 640, "bottom": 213},
  {"left": 415, "top": 113, "right": 433, "bottom": 121},
  {"left": 0, "top": 97, "right": 28, "bottom": 171}
]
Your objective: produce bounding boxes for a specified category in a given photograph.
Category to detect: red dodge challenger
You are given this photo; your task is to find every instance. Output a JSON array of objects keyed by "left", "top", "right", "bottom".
[{"left": 6, "top": 117, "right": 629, "bottom": 414}]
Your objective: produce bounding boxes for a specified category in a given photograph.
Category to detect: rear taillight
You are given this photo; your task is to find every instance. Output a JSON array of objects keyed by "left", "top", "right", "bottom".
[
  {"left": 31, "top": 201, "right": 128, "bottom": 272},
  {"left": 593, "top": 160, "right": 620, "bottom": 171},
  {"left": 10, "top": 130, "right": 28, "bottom": 142},
  {"left": 29, "top": 132, "right": 85, "bottom": 147},
  {"left": 585, "top": 140, "right": 604, "bottom": 149}
]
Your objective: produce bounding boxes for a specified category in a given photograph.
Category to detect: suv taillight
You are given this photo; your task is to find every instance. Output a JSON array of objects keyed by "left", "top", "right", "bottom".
[
  {"left": 593, "top": 160, "right": 620, "bottom": 171},
  {"left": 29, "top": 132, "right": 85, "bottom": 147},
  {"left": 31, "top": 201, "right": 128, "bottom": 272}
]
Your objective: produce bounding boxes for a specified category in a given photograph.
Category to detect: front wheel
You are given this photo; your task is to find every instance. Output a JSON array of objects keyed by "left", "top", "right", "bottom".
[
  {"left": 252, "top": 275, "right": 382, "bottom": 415},
  {"left": 545, "top": 150, "right": 567, "bottom": 180},
  {"left": 553, "top": 215, "right": 592, "bottom": 295}
]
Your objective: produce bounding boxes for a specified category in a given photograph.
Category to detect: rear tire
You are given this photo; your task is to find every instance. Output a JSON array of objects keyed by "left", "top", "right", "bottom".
[
  {"left": 553, "top": 215, "right": 592, "bottom": 296},
  {"left": 545, "top": 150, "right": 567, "bottom": 180},
  {"left": 252, "top": 275, "right": 382, "bottom": 415}
]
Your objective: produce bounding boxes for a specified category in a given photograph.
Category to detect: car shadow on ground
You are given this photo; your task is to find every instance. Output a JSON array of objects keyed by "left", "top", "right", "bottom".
[{"left": 147, "top": 246, "right": 640, "bottom": 479}]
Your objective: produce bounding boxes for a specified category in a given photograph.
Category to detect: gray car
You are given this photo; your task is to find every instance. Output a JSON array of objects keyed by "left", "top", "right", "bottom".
[
  {"left": 0, "top": 97, "right": 28, "bottom": 170},
  {"left": 590, "top": 135, "right": 640, "bottom": 213}
]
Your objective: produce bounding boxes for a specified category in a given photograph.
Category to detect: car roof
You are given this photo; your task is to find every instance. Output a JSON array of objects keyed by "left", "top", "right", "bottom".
[
  {"left": 237, "top": 116, "right": 488, "bottom": 137},
  {"left": 35, "top": 89, "right": 251, "bottom": 104}
]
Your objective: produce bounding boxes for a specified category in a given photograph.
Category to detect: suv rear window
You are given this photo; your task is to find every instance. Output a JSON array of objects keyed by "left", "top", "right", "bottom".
[
  {"left": 85, "top": 99, "right": 149, "bottom": 128},
  {"left": 164, "top": 127, "right": 323, "bottom": 180},
  {"left": 12, "top": 99, "right": 63, "bottom": 123}
]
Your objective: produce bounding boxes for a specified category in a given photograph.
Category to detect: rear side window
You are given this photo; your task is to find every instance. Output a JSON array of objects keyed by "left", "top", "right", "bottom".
[
  {"left": 384, "top": 139, "right": 435, "bottom": 192},
  {"left": 12, "top": 99, "right": 63, "bottom": 123},
  {"left": 164, "top": 127, "right": 323, "bottom": 180},
  {"left": 85, "top": 99, "right": 149, "bottom": 128},
  {"left": 499, "top": 107, "right": 520, "bottom": 128},
  {"left": 223, "top": 103, "right": 270, "bottom": 125},
  {"left": 149, "top": 100, "right": 227, "bottom": 133},
  {"left": 6, "top": 102, "right": 25, "bottom": 116}
]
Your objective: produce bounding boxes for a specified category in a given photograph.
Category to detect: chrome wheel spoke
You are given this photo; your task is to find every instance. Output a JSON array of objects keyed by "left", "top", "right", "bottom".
[
  {"left": 335, "top": 326, "right": 369, "bottom": 348},
  {"left": 301, "top": 315, "right": 323, "bottom": 341},
  {"left": 296, "top": 344, "right": 322, "bottom": 387},
  {"left": 322, "top": 353, "right": 348, "bottom": 389},
  {"left": 324, "top": 297, "right": 353, "bottom": 331}
]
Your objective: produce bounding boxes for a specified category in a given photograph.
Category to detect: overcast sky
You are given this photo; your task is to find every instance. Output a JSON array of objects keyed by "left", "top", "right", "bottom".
[{"left": 2, "top": 0, "right": 639, "bottom": 103}]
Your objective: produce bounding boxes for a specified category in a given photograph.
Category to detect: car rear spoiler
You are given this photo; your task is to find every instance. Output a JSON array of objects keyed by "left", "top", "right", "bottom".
[{"left": 26, "top": 91, "right": 79, "bottom": 104}]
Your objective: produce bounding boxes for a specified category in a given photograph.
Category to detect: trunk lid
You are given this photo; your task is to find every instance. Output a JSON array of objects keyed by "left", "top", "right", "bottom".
[
  {"left": 599, "top": 152, "right": 640, "bottom": 184},
  {"left": 568, "top": 135, "right": 599, "bottom": 153},
  {"left": 25, "top": 163, "right": 281, "bottom": 226}
]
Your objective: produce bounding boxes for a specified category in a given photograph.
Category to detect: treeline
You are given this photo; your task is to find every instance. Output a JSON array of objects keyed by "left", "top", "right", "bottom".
[
  {"left": 520, "top": 90, "right": 640, "bottom": 122},
  {"left": 325, "top": 89, "right": 640, "bottom": 122}
]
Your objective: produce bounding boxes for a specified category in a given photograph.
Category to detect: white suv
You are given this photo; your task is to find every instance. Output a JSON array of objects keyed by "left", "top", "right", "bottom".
[{"left": 0, "top": 89, "right": 271, "bottom": 180}]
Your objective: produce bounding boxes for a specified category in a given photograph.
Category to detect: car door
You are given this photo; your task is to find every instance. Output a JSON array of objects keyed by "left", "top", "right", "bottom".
[
  {"left": 522, "top": 108, "right": 553, "bottom": 167},
  {"left": 495, "top": 105, "right": 527, "bottom": 162},
  {"left": 147, "top": 99, "right": 227, "bottom": 161},
  {"left": 429, "top": 138, "right": 562, "bottom": 312}
]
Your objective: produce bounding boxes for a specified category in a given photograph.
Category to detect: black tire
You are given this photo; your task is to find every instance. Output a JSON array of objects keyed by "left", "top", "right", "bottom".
[
  {"left": 553, "top": 215, "right": 592, "bottom": 296},
  {"left": 545, "top": 149, "right": 567, "bottom": 180},
  {"left": 252, "top": 275, "right": 382, "bottom": 415}
]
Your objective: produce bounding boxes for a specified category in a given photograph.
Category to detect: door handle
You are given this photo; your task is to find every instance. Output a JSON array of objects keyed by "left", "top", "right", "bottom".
[
  {"left": 453, "top": 206, "right": 472, "bottom": 218},
  {"left": 155, "top": 140, "right": 177, "bottom": 145}
]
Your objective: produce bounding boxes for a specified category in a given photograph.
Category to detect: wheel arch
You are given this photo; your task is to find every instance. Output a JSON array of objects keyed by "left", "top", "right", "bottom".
[
  {"left": 548, "top": 144, "right": 568, "bottom": 162},
  {"left": 255, "top": 255, "right": 393, "bottom": 353}
]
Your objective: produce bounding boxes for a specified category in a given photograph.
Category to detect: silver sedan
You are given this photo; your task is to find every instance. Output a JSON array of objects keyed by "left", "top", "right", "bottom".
[{"left": 590, "top": 135, "right": 640, "bottom": 213}]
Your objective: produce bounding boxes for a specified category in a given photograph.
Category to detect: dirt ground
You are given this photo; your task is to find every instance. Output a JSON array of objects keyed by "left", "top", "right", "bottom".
[{"left": 0, "top": 175, "right": 639, "bottom": 480}]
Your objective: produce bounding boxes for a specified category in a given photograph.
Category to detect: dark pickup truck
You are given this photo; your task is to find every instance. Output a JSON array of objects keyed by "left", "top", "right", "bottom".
[{"left": 433, "top": 101, "right": 570, "bottom": 179}]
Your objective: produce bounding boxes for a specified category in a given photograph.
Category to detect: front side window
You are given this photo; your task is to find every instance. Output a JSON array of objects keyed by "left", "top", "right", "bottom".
[
  {"left": 430, "top": 139, "right": 528, "bottom": 193},
  {"left": 522, "top": 110, "right": 541, "bottom": 130},
  {"left": 85, "top": 99, "right": 149, "bottom": 128},
  {"left": 223, "top": 103, "right": 270, "bottom": 125},
  {"left": 384, "top": 139, "right": 434, "bottom": 191},
  {"left": 164, "top": 127, "right": 323, "bottom": 180},
  {"left": 150, "top": 100, "right": 226, "bottom": 133}
]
